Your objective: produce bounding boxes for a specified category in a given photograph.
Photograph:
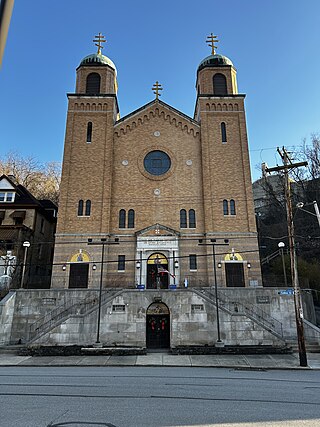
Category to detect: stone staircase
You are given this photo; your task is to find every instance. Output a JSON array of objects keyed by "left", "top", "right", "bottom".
[
  {"left": 194, "top": 288, "right": 285, "bottom": 341},
  {"left": 28, "top": 289, "right": 123, "bottom": 343}
]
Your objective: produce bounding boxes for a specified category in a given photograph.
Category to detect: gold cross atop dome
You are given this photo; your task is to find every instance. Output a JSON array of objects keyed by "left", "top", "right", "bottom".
[
  {"left": 206, "top": 33, "right": 219, "bottom": 55},
  {"left": 152, "top": 81, "right": 163, "bottom": 99},
  {"left": 93, "top": 32, "right": 106, "bottom": 55}
]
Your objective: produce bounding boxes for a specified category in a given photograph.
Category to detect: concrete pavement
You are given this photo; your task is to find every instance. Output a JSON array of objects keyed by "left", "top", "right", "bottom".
[{"left": 0, "top": 350, "right": 320, "bottom": 369}]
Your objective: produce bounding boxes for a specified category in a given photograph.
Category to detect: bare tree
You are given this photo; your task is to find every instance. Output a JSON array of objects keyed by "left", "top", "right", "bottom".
[{"left": 0, "top": 151, "right": 61, "bottom": 205}]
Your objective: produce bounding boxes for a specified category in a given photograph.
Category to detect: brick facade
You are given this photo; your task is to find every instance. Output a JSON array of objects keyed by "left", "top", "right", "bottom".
[{"left": 52, "top": 45, "right": 261, "bottom": 290}]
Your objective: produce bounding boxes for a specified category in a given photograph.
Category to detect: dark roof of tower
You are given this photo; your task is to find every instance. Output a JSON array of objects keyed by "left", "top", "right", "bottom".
[
  {"left": 198, "top": 53, "right": 233, "bottom": 71},
  {"left": 79, "top": 53, "right": 117, "bottom": 73}
]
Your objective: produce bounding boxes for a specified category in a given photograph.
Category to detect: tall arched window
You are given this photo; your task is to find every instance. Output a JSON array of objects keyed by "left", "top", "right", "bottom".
[
  {"left": 78, "top": 200, "right": 84, "bottom": 216},
  {"left": 189, "top": 209, "right": 196, "bottom": 228},
  {"left": 119, "top": 209, "right": 126, "bottom": 228},
  {"left": 221, "top": 122, "right": 227, "bottom": 143},
  {"left": 128, "top": 209, "right": 135, "bottom": 228},
  {"left": 85, "top": 200, "right": 91, "bottom": 216},
  {"left": 180, "top": 209, "right": 187, "bottom": 228},
  {"left": 86, "top": 72, "right": 101, "bottom": 94},
  {"left": 87, "top": 122, "right": 92, "bottom": 143},
  {"left": 230, "top": 199, "right": 236, "bottom": 215},
  {"left": 223, "top": 199, "right": 229, "bottom": 216},
  {"left": 213, "top": 73, "right": 227, "bottom": 95}
]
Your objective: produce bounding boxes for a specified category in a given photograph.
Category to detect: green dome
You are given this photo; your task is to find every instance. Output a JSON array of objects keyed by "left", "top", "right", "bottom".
[
  {"left": 198, "top": 54, "right": 233, "bottom": 71},
  {"left": 79, "top": 53, "right": 117, "bottom": 73}
]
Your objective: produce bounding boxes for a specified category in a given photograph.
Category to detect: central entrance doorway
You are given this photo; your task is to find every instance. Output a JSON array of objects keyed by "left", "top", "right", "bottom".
[
  {"left": 147, "top": 253, "right": 169, "bottom": 289},
  {"left": 146, "top": 302, "right": 170, "bottom": 349}
]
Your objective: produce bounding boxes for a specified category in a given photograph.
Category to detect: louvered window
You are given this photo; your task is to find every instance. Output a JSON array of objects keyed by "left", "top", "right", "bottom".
[
  {"left": 213, "top": 73, "right": 227, "bottom": 95},
  {"left": 86, "top": 73, "right": 101, "bottom": 94}
]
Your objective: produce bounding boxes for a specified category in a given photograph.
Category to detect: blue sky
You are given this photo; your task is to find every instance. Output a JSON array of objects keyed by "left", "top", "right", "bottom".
[{"left": 1, "top": 0, "right": 320, "bottom": 181}]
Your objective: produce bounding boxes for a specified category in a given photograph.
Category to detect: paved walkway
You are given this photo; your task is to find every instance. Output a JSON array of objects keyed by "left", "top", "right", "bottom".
[{"left": 0, "top": 351, "right": 320, "bottom": 369}]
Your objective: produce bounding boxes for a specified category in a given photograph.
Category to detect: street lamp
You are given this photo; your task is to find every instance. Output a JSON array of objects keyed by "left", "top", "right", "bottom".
[
  {"left": 88, "top": 238, "right": 119, "bottom": 345},
  {"left": 21, "top": 241, "right": 30, "bottom": 288},
  {"left": 198, "top": 238, "right": 229, "bottom": 345},
  {"left": 278, "top": 242, "right": 288, "bottom": 288}
]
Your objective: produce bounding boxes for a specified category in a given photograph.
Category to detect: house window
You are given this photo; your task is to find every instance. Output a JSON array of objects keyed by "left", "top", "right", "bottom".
[
  {"left": 112, "top": 304, "right": 126, "bottom": 312},
  {"left": 86, "top": 72, "right": 101, "bottom": 94},
  {"left": 213, "top": 73, "right": 227, "bottom": 95},
  {"left": 0, "top": 192, "right": 15, "bottom": 202},
  {"left": 128, "top": 209, "right": 135, "bottom": 228},
  {"left": 118, "top": 255, "right": 125, "bottom": 271},
  {"left": 85, "top": 200, "right": 91, "bottom": 216},
  {"left": 180, "top": 209, "right": 187, "bottom": 228},
  {"left": 78, "top": 200, "right": 84, "bottom": 216},
  {"left": 189, "top": 209, "right": 196, "bottom": 228},
  {"left": 87, "top": 122, "right": 92, "bottom": 143},
  {"left": 223, "top": 199, "right": 229, "bottom": 215},
  {"left": 221, "top": 122, "right": 227, "bottom": 143},
  {"left": 189, "top": 254, "right": 197, "bottom": 270},
  {"left": 230, "top": 199, "right": 236, "bottom": 215},
  {"left": 119, "top": 209, "right": 126, "bottom": 228}
]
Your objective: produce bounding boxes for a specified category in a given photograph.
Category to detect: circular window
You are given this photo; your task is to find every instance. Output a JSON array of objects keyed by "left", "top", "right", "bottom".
[{"left": 144, "top": 150, "right": 171, "bottom": 176}]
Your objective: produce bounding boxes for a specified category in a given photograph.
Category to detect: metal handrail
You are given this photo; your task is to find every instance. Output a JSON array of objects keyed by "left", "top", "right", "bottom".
[
  {"left": 28, "top": 290, "right": 120, "bottom": 342},
  {"left": 201, "top": 288, "right": 284, "bottom": 338}
]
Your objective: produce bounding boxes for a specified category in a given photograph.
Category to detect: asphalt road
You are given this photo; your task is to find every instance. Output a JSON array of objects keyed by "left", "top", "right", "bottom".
[{"left": 0, "top": 366, "right": 320, "bottom": 427}]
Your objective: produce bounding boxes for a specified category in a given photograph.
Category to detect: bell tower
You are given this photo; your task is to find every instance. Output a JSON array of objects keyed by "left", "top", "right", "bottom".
[
  {"left": 53, "top": 34, "right": 119, "bottom": 286},
  {"left": 195, "top": 33, "right": 261, "bottom": 286}
]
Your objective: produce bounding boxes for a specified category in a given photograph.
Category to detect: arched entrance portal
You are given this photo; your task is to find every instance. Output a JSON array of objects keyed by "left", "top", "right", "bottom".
[
  {"left": 147, "top": 253, "right": 169, "bottom": 289},
  {"left": 146, "top": 302, "right": 170, "bottom": 349}
]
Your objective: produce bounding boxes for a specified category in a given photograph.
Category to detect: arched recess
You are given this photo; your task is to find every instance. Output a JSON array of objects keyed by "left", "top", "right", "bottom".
[
  {"left": 146, "top": 302, "right": 170, "bottom": 349},
  {"left": 147, "top": 253, "right": 168, "bottom": 289},
  {"left": 86, "top": 72, "right": 101, "bottom": 94},
  {"left": 213, "top": 73, "right": 227, "bottom": 95}
]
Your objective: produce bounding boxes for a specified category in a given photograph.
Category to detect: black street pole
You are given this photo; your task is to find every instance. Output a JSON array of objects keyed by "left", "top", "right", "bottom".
[
  {"left": 88, "top": 238, "right": 119, "bottom": 346},
  {"left": 199, "top": 238, "right": 229, "bottom": 345},
  {"left": 96, "top": 241, "right": 105, "bottom": 344}
]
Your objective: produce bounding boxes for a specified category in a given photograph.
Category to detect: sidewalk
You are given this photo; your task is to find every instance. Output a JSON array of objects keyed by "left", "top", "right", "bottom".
[{"left": 0, "top": 351, "right": 320, "bottom": 369}]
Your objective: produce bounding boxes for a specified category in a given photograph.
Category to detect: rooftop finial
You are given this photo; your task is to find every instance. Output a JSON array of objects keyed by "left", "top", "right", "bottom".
[
  {"left": 152, "top": 81, "right": 163, "bottom": 100},
  {"left": 206, "top": 33, "right": 219, "bottom": 55},
  {"left": 93, "top": 32, "right": 106, "bottom": 55}
]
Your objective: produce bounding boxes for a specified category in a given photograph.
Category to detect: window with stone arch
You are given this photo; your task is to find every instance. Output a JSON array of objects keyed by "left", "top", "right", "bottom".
[
  {"left": 86, "top": 72, "right": 101, "bottom": 94},
  {"left": 221, "top": 122, "right": 227, "bottom": 143},
  {"left": 85, "top": 200, "right": 91, "bottom": 216},
  {"left": 223, "top": 199, "right": 229, "bottom": 216},
  {"left": 128, "top": 209, "right": 135, "bottom": 228},
  {"left": 78, "top": 200, "right": 84, "bottom": 216},
  {"left": 189, "top": 209, "right": 196, "bottom": 228},
  {"left": 180, "top": 209, "right": 187, "bottom": 228},
  {"left": 119, "top": 209, "right": 126, "bottom": 228},
  {"left": 213, "top": 73, "right": 227, "bottom": 95},
  {"left": 87, "top": 122, "right": 92, "bottom": 143}
]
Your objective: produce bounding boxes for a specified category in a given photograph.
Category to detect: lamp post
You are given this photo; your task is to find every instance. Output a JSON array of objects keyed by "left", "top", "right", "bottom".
[
  {"left": 278, "top": 242, "right": 288, "bottom": 287},
  {"left": 88, "top": 238, "right": 119, "bottom": 345},
  {"left": 21, "top": 241, "right": 30, "bottom": 288},
  {"left": 198, "top": 238, "right": 229, "bottom": 345}
]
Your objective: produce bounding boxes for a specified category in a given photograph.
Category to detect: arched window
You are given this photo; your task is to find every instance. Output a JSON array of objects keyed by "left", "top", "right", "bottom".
[
  {"left": 128, "top": 209, "right": 135, "bottom": 228},
  {"left": 223, "top": 199, "right": 229, "bottom": 216},
  {"left": 78, "top": 200, "right": 84, "bottom": 216},
  {"left": 86, "top": 73, "right": 101, "bottom": 94},
  {"left": 213, "top": 73, "right": 227, "bottom": 95},
  {"left": 87, "top": 122, "right": 92, "bottom": 143},
  {"left": 189, "top": 209, "right": 196, "bottom": 228},
  {"left": 221, "top": 122, "right": 227, "bottom": 143},
  {"left": 85, "top": 200, "right": 91, "bottom": 216},
  {"left": 230, "top": 199, "right": 236, "bottom": 215},
  {"left": 180, "top": 209, "right": 187, "bottom": 228},
  {"left": 119, "top": 209, "right": 126, "bottom": 228}
]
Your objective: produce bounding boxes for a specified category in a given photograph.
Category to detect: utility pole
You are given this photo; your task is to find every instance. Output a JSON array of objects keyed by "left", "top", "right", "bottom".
[{"left": 265, "top": 147, "right": 308, "bottom": 367}]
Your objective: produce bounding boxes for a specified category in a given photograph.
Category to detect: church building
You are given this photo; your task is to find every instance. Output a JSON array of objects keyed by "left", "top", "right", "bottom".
[{"left": 52, "top": 33, "right": 261, "bottom": 291}]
